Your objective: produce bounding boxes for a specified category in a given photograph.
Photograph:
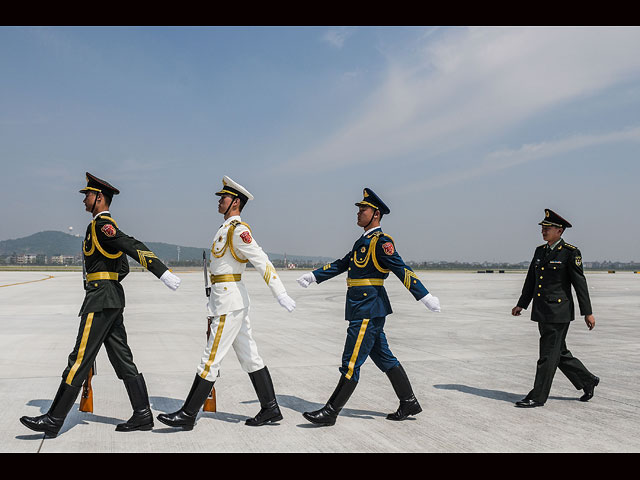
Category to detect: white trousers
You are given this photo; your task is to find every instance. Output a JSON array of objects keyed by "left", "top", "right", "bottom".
[{"left": 196, "top": 307, "right": 265, "bottom": 382}]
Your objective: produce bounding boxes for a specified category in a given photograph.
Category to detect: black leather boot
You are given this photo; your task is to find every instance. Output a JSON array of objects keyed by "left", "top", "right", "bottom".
[
  {"left": 116, "top": 373, "right": 153, "bottom": 432},
  {"left": 20, "top": 381, "right": 81, "bottom": 437},
  {"left": 157, "top": 374, "right": 214, "bottom": 431},
  {"left": 385, "top": 363, "right": 422, "bottom": 421},
  {"left": 245, "top": 366, "right": 283, "bottom": 426},
  {"left": 303, "top": 375, "right": 357, "bottom": 426}
]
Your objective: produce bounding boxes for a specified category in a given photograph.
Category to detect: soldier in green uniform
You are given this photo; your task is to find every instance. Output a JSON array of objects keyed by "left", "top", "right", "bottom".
[
  {"left": 19, "top": 173, "right": 182, "bottom": 437},
  {"left": 512, "top": 209, "right": 599, "bottom": 408}
]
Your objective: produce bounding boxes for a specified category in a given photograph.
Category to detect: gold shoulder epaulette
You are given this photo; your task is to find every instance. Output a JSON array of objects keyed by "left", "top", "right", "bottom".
[
  {"left": 381, "top": 232, "right": 395, "bottom": 243},
  {"left": 564, "top": 243, "right": 577, "bottom": 250},
  {"left": 97, "top": 215, "right": 119, "bottom": 228},
  {"left": 230, "top": 219, "right": 252, "bottom": 231},
  {"left": 231, "top": 220, "right": 252, "bottom": 232}
]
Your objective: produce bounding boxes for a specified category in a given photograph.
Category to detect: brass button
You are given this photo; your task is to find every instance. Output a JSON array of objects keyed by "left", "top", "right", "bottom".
[
  {"left": 537, "top": 293, "right": 541, "bottom": 297},
  {"left": 558, "top": 299, "right": 562, "bottom": 303},
  {"left": 363, "top": 293, "right": 368, "bottom": 297},
  {"left": 538, "top": 285, "right": 542, "bottom": 288},
  {"left": 541, "top": 267, "right": 545, "bottom": 270},
  {"left": 94, "top": 283, "right": 98, "bottom": 287},
  {"left": 540, "top": 276, "right": 543, "bottom": 279}
]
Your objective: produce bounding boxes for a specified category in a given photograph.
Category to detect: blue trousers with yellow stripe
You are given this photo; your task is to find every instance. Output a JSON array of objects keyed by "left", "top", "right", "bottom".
[
  {"left": 62, "top": 308, "right": 139, "bottom": 387},
  {"left": 339, "top": 317, "right": 399, "bottom": 382}
]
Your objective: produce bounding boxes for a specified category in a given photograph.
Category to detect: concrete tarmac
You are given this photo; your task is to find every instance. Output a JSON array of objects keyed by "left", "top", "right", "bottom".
[{"left": 1, "top": 269, "right": 639, "bottom": 453}]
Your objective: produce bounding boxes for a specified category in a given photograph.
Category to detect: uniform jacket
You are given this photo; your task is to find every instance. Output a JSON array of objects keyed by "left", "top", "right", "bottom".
[
  {"left": 80, "top": 212, "right": 169, "bottom": 316},
  {"left": 208, "top": 215, "right": 286, "bottom": 316},
  {"left": 313, "top": 227, "right": 429, "bottom": 320},
  {"left": 517, "top": 238, "right": 593, "bottom": 323}
]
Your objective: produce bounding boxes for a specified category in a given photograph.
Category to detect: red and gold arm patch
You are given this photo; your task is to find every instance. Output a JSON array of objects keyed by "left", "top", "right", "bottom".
[
  {"left": 382, "top": 242, "right": 395, "bottom": 255},
  {"left": 101, "top": 224, "right": 117, "bottom": 237},
  {"left": 240, "top": 231, "right": 252, "bottom": 244}
]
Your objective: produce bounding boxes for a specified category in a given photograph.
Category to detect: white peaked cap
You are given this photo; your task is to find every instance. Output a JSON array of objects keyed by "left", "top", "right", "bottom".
[{"left": 215, "top": 175, "right": 254, "bottom": 202}]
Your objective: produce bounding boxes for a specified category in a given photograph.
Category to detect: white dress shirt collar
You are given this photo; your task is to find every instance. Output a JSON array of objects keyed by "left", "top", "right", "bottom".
[
  {"left": 363, "top": 226, "right": 382, "bottom": 237},
  {"left": 223, "top": 215, "right": 242, "bottom": 227},
  {"left": 93, "top": 210, "right": 110, "bottom": 221}
]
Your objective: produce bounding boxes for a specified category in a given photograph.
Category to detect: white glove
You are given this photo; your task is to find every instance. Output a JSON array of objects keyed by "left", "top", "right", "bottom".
[
  {"left": 160, "top": 270, "right": 181, "bottom": 291},
  {"left": 277, "top": 293, "right": 296, "bottom": 312},
  {"left": 296, "top": 272, "right": 316, "bottom": 288},
  {"left": 420, "top": 293, "right": 440, "bottom": 312}
]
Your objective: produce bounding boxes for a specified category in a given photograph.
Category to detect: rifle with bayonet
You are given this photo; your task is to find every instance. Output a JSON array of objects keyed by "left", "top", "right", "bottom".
[
  {"left": 79, "top": 241, "right": 96, "bottom": 413},
  {"left": 202, "top": 250, "right": 217, "bottom": 412}
]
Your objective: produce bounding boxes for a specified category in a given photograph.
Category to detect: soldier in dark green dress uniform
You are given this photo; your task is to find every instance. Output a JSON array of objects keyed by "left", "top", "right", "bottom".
[
  {"left": 20, "top": 173, "right": 182, "bottom": 437},
  {"left": 512, "top": 209, "right": 599, "bottom": 408}
]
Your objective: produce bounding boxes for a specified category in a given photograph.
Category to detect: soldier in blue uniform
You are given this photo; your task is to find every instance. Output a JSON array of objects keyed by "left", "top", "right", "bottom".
[
  {"left": 297, "top": 188, "right": 441, "bottom": 426},
  {"left": 512, "top": 209, "right": 599, "bottom": 408}
]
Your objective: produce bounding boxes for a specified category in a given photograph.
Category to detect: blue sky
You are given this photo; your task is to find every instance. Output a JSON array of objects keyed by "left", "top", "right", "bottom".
[{"left": 1, "top": 26, "right": 639, "bottom": 263}]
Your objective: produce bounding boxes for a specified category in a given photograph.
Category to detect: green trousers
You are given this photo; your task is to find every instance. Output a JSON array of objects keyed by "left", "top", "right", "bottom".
[
  {"left": 62, "top": 308, "right": 139, "bottom": 387},
  {"left": 529, "top": 321, "right": 596, "bottom": 403}
]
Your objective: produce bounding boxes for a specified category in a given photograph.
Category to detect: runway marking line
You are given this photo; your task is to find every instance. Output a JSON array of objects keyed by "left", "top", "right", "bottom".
[{"left": 0, "top": 275, "right": 55, "bottom": 288}]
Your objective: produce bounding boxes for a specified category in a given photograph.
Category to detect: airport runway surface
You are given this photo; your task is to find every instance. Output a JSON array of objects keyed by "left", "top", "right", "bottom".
[{"left": 1, "top": 269, "right": 639, "bottom": 452}]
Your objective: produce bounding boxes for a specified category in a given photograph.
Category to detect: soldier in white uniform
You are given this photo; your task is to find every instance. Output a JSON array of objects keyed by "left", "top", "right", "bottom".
[{"left": 157, "top": 176, "right": 296, "bottom": 430}]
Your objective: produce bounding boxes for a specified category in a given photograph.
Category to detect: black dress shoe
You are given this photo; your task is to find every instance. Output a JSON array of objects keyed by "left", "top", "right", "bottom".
[
  {"left": 580, "top": 376, "right": 600, "bottom": 402},
  {"left": 515, "top": 398, "right": 544, "bottom": 408}
]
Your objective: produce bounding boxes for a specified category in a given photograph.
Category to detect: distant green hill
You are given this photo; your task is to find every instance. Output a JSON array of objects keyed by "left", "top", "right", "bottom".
[
  {"left": 0, "top": 231, "right": 332, "bottom": 264},
  {"left": 0, "top": 231, "right": 83, "bottom": 257}
]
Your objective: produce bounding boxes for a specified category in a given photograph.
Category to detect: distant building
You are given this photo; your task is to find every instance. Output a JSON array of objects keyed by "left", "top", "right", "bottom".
[{"left": 50, "top": 255, "right": 75, "bottom": 265}]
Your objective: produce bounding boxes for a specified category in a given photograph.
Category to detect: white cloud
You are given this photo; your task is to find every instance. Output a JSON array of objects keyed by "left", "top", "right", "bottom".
[
  {"left": 321, "top": 28, "right": 353, "bottom": 49},
  {"left": 402, "top": 125, "right": 640, "bottom": 193},
  {"left": 286, "top": 27, "right": 640, "bottom": 173}
]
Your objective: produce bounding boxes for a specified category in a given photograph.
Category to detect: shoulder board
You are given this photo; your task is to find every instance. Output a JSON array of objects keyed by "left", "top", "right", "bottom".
[
  {"left": 564, "top": 243, "right": 577, "bottom": 250},
  {"left": 230, "top": 220, "right": 252, "bottom": 232},
  {"left": 97, "top": 215, "right": 119, "bottom": 227},
  {"left": 380, "top": 233, "right": 395, "bottom": 243}
]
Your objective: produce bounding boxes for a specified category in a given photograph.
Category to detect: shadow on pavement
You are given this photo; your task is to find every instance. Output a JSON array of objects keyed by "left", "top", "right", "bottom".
[{"left": 433, "top": 384, "right": 577, "bottom": 403}]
